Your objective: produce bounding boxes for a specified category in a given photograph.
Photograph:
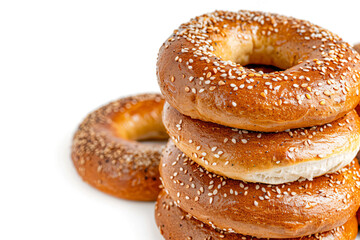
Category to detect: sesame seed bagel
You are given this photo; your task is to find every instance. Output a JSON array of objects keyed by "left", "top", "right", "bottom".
[
  {"left": 71, "top": 93, "right": 168, "bottom": 201},
  {"left": 160, "top": 141, "right": 360, "bottom": 238},
  {"left": 163, "top": 103, "right": 360, "bottom": 184},
  {"left": 157, "top": 10, "right": 360, "bottom": 132},
  {"left": 155, "top": 190, "right": 358, "bottom": 240}
]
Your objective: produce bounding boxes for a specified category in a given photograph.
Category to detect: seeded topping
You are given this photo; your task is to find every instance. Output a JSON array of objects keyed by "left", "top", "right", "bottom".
[
  {"left": 158, "top": 10, "right": 360, "bottom": 131},
  {"left": 167, "top": 10, "right": 359, "bottom": 101},
  {"left": 160, "top": 142, "right": 360, "bottom": 235},
  {"left": 156, "top": 191, "right": 355, "bottom": 240},
  {"left": 164, "top": 103, "right": 360, "bottom": 183},
  {"left": 72, "top": 94, "right": 165, "bottom": 172}
]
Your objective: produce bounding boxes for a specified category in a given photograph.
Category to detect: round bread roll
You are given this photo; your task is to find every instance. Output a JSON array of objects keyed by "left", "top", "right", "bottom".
[
  {"left": 72, "top": 93, "right": 167, "bottom": 201},
  {"left": 155, "top": 190, "right": 358, "bottom": 240},
  {"left": 157, "top": 10, "right": 360, "bottom": 132},
  {"left": 163, "top": 103, "right": 360, "bottom": 184},
  {"left": 160, "top": 141, "right": 360, "bottom": 238}
]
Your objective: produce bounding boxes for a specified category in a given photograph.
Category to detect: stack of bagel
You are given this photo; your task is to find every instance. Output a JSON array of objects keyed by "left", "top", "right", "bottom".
[{"left": 155, "top": 10, "right": 360, "bottom": 239}]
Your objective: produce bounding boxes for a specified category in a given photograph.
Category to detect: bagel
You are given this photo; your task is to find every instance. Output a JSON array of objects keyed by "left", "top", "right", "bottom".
[
  {"left": 155, "top": 190, "right": 358, "bottom": 240},
  {"left": 160, "top": 141, "right": 360, "bottom": 238},
  {"left": 71, "top": 93, "right": 167, "bottom": 201},
  {"left": 157, "top": 10, "right": 360, "bottom": 132},
  {"left": 163, "top": 103, "right": 360, "bottom": 184}
]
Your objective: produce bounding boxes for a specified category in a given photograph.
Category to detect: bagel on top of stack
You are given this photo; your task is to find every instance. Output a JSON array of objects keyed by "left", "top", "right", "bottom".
[{"left": 155, "top": 10, "right": 360, "bottom": 239}]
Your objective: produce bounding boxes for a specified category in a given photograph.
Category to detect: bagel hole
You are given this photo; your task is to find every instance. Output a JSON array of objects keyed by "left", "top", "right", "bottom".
[
  {"left": 244, "top": 64, "right": 282, "bottom": 74},
  {"left": 112, "top": 100, "right": 168, "bottom": 144},
  {"left": 212, "top": 32, "right": 297, "bottom": 70}
]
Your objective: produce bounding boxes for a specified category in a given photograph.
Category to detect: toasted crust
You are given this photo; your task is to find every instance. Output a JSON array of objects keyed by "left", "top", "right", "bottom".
[
  {"left": 160, "top": 141, "right": 360, "bottom": 238},
  {"left": 163, "top": 103, "right": 360, "bottom": 184},
  {"left": 157, "top": 10, "right": 360, "bottom": 132},
  {"left": 71, "top": 93, "right": 167, "bottom": 201},
  {"left": 155, "top": 190, "right": 358, "bottom": 240}
]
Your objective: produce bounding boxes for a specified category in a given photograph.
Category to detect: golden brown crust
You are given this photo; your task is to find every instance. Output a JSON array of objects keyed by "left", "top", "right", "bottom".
[
  {"left": 157, "top": 10, "right": 360, "bottom": 132},
  {"left": 160, "top": 141, "right": 360, "bottom": 238},
  {"left": 71, "top": 93, "right": 167, "bottom": 201},
  {"left": 155, "top": 190, "right": 358, "bottom": 240},
  {"left": 163, "top": 103, "right": 360, "bottom": 184}
]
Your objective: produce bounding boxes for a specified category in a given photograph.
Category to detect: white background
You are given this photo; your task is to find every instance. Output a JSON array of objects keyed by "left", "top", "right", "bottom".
[{"left": 1, "top": 0, "right": 360, "bottom": 239}]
